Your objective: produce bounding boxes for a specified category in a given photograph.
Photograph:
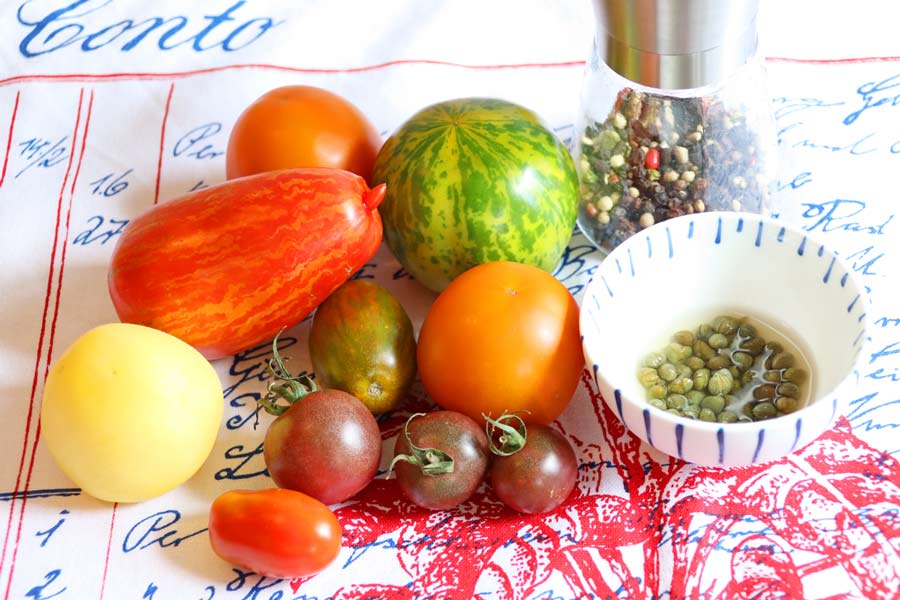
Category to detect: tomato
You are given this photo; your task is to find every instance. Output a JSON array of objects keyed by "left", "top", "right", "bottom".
[
  {"left": 391, "top": 411, "right": 489, "bottom": 510},
  {"left": 486, "top": 415, "right": 578, "bottom": 514},
  {"left": 40, "top": 323, "right": 223, "bottom": 503},
  {"left": 108, "top": 169, "right": 384, "bottom": 359},
  {"left": 261, "top": 336, "right": 381, "bottom": 505},
  {"left": 416, "top": 261, "right": 583, "bottom": 425},
  {"left": 226, "top": 85, "right": 382, "bottom": 181},
  {"left": 309, "top": 280, "right": 417, "bottom": 414},
  {"left": 208, "top": 488, "right": 341, "bottom": 579}
]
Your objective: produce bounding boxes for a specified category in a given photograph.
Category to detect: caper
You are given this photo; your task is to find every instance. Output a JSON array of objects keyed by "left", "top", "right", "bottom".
[
  {"left": 764, "top": 341, "right": 783, "bottom": 354},
  {"left": 777, "top": 382, "right": 801, "bottom": 398},
  {"left": 666, "top": 408, "right": 684, "bottom": 417},
  {"left": 665, "top": 342, "right": 688, "bottom": 363},
  {"left": 648, "top": 384, "right": 668, "bottom": 399},
  {"left": 783, "top": 367, "right": 808, "bottom": 385},
  {"left": 708, "top": 369, "right": 733, "bottom": 395},
  {"left": 714, "top": 316, "right": 739, "bottom": 336},
  {"left": 701, "top": 395, "right": 726, "bottom": 414},
  {"left": 667, "top": 394, "right": 687, "bottom": 410},
  {"left": 699, "top": 408, "right": 717, "bottom": 422},
  {"left": 775, "top": 396, "right": 799, "bottom": 413},
  {"left": 740, "top": 336, "right": 766, "bottom": 355},
  {"left": 637, "top": 367, "right": 660, "bottom": 388},
  {"left": 762, "top": 370, "right": 782, "bottom": 383},
  {"left": 742, "top": 403, "right": 755, "bottom": 418},
  {"left": 707, "top": 355, "right": 730, "bottom": 370},
  {"left": 708, "top": 333, "right": 729, "bottom": 349},
  {"left": 673, "top": 330, "right": 695, "bottom": 346},
  {"left": 682, "top": 406, "right": 700, "bottom": 419},
  {"left": 678, "top": 364, "right": 693, "bottom": 379},
  {"left": 668, "top": 377, "right": 694, "bottom": 394},
  {"left": 649, "top": 398, "right": 668, "bottom": 410},
  {"left": 741, "top": 370, "right": 756, "bottom": 386},
  {"left": 687, "top": 390, "right": 705, "bottom": 405},
  {"left": 686, "top": 356, "right": 706, "bottom": 370},
  {"left": 737, "top": 323, "right": 756, "bottom": 338},
  {"left": 658, "top": 363, "right": 678, "bottom": 382},
  {"left": 642, "top": 351, "right": 666, "bottom": 368},
  {"left": 731, "top": 351, "right": 753, "bottom": 371},
  {"left": 693, "top": 368, "right": 710, "bottom": 391},
  {"left": 728, "top": 366, "right": 741, "bottom": 381},
  {"left": 698, "top": 324, "right": 714, "bottom": 340},
  {"left": 718, "top": 411, "right": 738, "bottom": 423},
  {"left": 770, "top": 352, "right": 795, "bottom": 370},
  {"left": 694, "top": 340, "right": 716, "bottom": 360},
  {"left": 753, "top": 383, "right": 777, "bottom": 400},
  {"left": 752, "top": 402, "right": 777, "bottom": 420},
  {"left": 724, "top": 394, "right": 738, "bottom": 407}
]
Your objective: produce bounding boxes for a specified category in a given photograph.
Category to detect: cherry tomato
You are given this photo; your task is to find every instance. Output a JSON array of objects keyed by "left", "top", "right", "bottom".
[
  {"left": 392, "top": 411, "right": 489, "bottom": 510},
  {"left": 261, "top": 336, "right": 382, "bottom": 505},
  {"left": 486, "top": 416, "right": 578, "bottom": 514},
  {"left": 208, "top": 488, "right": 341, "bottom": 579},
  {"left": 417, "top": 261, "right": 583, "bottom": 425},
  {"left": 226, "top": 85, "right": 382, "bottom": 181}
]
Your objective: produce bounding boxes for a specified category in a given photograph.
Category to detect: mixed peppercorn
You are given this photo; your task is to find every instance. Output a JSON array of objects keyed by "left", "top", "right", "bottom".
[{"left": 576, "top": 88, "right": 769, "bottom": 252}]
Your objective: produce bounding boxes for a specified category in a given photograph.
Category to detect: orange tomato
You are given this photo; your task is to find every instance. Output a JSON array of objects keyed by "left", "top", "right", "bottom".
[
  {"left": 417, "top": 261, "right": 584, "bottom": 425},
  {"left": 226, "top": 85, "right": 382, "bottom": 181}
]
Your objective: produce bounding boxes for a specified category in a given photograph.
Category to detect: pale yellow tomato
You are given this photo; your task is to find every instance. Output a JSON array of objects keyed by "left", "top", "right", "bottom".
[{"left": 40, "top": 323, "right": 223, "bottom": 503}]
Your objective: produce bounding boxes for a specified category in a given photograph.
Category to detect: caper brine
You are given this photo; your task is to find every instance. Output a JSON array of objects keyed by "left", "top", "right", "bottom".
[{"left": 636, "top": 313, "right": 812, "bottom": 424}]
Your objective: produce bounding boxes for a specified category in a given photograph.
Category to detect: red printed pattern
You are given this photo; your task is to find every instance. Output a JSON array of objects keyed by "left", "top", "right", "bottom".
[{"left": 328, "top": 372, "right": 900, "bottom": 599}]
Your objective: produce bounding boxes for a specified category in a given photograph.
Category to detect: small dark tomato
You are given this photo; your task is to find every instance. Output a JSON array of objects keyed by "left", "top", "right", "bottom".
[
  {"left": 260, "top": 333, "right": 382, "bottom": 505},
  {"left": 391, "top": 411, "right": 489, "bottom": 511},
  {"left": 488, "top": 419, "right": 577, "bottom": 514}
]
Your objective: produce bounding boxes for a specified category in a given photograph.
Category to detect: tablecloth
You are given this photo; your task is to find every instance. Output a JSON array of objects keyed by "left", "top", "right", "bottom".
[{"left": 1, "top": 1, "right": 899, "bottom": 598}]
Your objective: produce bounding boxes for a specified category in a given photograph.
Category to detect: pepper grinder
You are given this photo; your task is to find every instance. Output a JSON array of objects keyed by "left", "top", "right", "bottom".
[{"left": 574, "top": 0, "right": 777, "bottom": 253}]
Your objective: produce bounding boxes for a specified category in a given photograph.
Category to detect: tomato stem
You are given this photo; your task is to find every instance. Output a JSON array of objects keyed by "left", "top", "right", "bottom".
[
  {"left": 257, "top": 329, "right": 318, "bottom": 417},
  {"left": 386, "top": 413, "right": 455, "bottom": 478},
  {"left": 483, "top": 412, "right": 528, "bottom": 457}
]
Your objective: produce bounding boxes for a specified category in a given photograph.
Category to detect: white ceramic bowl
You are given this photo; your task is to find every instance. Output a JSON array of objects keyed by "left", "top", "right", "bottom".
[{"left": 580, "top": 212, "right": 870, "bottom": 466}]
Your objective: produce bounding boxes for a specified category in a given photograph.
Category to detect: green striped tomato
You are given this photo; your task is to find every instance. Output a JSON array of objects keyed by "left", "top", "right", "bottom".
[{"left": 372, "top": 98, "right": 578, "bottom": 292}]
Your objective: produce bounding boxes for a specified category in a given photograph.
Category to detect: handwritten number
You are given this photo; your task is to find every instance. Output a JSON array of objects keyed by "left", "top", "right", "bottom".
[
  {"left": 35, "top": 510, "right": 69, "bottom": 548},
  {"left": 15, "top": 137, "right": 68, "bottom": 178},
  {"left": 25, "top": 569, "right": 66, "bottom": 600},
  {"left": 143, "top": 582, "right": 159, "bottom": 599},
  {"left": 89, "top": 169, "right": 132, "bottom": 196},
  {"left": 73, "top": 215, "right": 130, "bottom": 246}
]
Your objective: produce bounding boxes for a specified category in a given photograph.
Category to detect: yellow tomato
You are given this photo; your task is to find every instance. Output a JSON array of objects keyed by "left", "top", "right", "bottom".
[{"left": 40, "top": 323, "right": 223, "bottom": 503}]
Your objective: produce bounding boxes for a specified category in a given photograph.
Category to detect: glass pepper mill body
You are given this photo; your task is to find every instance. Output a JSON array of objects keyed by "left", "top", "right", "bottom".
[{"left": 574, "top": 0, "right": 777, "bottom": 253}]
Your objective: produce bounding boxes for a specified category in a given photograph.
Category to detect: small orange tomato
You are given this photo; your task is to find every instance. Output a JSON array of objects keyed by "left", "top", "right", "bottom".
[
  {"left": 417, "top": 261, "right": 584, "bottom": 425},
  {"left": 226, "top": 85, "right": 382, "bottom": 181},
  {"left": 208, "top": 488, "right": 341, "bottom": 579}
]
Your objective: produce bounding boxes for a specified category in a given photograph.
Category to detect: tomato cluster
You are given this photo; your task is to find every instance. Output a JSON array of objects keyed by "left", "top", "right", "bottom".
[{"left": 42, "top": 85, "right": 587, "bottom": 583}]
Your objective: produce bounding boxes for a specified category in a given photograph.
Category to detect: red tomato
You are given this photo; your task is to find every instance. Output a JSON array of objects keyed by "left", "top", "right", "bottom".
[
  {"left": 490, "top": 423, "right": 578, "bottom": 514},
  {"left": 226, "top": 86, "right": 382, "bottom": 181},
  {"left": 208, "top": 488, "right": 341, "bottom": 579},
  {"left": 392, "top": 411, "right": 489, "bottom": 511},
  {"left": 264, "top": 390, "right": 382, "bottom": 505},
  {"left": 108, "top": 169, "right": 384, "bottom": 359},
  {"left": 417, "top": 262, "right": 583, "bottom": 425}
]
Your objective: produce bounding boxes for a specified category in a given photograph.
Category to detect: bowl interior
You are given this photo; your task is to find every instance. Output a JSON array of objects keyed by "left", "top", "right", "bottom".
[{"left": 582, "top": 212, "right": 867, "bottom": 412}]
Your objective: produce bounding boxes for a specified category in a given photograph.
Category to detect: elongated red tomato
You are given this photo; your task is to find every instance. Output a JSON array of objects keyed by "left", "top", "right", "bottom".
[
  {"left": 108, "top": 169, "right": 385, "bottom": 359},
  {"left": 208, "top": 488, "right": 341, "bottom": 579}
]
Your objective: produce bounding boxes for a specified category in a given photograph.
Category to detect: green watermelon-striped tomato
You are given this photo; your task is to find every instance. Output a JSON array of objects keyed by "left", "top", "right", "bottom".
[
  {"left": 372, "top": 98, "right": 579, "bottom": 292},
  {"left": 108, "top": 169, "right": 385, "bottom": 360},
  {"left": 309, "top": 280, "right": 417, "bottom": 414}
]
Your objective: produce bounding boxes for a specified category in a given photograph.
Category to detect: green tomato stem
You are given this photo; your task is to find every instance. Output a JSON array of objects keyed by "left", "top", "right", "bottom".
[
  {"left": 386, "top": 413, "right": 455, "bottom": 478},
  {"left": 257, "top": 328, "right": 317, "bottom": 417},
  {"left": 483, "top": 412, "right": 528, "bottom": 457}
]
